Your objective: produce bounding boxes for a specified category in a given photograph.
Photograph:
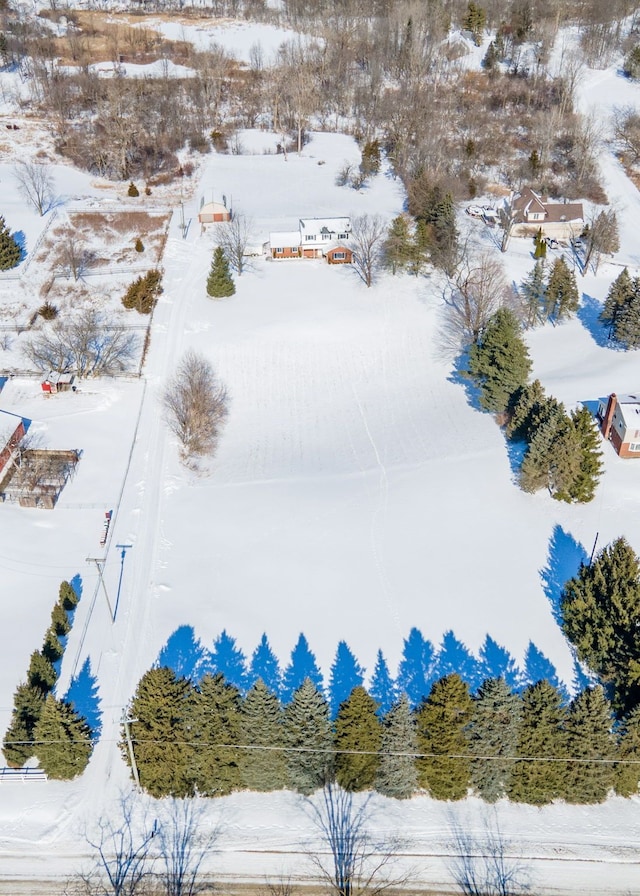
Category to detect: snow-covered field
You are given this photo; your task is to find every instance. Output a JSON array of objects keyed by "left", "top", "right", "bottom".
[{"left": 1, "top": 20, "right": 640, "bottom": 893}]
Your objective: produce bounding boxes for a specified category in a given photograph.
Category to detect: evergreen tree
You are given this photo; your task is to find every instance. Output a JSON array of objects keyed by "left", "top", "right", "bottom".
[
  {"left": 519, "top": 403, "right": 582, "bottom": 499},
  {"left": 481, "top": 40, "right": 499, "bottom": 71},
  {"left": 334, "top": 686, "right": 382, "bottom": 791},
  {"left": 188, "top": 673, "right": 242, "bottom": 796},
  {"left": 283, "top": 678, "right": 334, "bottom": 794},
  {"left": 59, "top": 580, "right": 79, "bottom": 611},
  {"left": 614, "top": 706, "right": 640, "bottom": 796},
  {"left": 125, "top": 667, "right": 195, "bottom": 798},
  {"left": 249, "top": 633, "right": 282, "bottom": 696},
  {"left": 614, "top": 284, "right": 640, "bottom": 349},
  {"left": 375, "top": 694, "right": 418, "bottom": 799},
  {"left": 2, "top": 683, "right": 45, "bottom": 767},
  {"left": 34, "top": 695, "right": 92, "bottom": 780},
  {"left": 382, "top": 215, "right": 412, "bottom": 274},
  {"left": 42, "top": 627, "right": 64, "bottom": 663},
  {"left": 463, "top": 2, "right": 487, "bottom": 45},
  {"left": 562, "top": 686, "right": 615, "bottom": 803},
  {"left": 207, "top": 246, "right": 235, "bottom": 298},
  {"left": 561, "top": 538, "right": 640, "bottom": 714},
  {"left": 506, "top": 379, "right": 550, "bottom": 441},
  {"left": 507, "top": 680, "right": 567, "bottom": 805},
  {"left": 50, "top": 602, "right": 71, "bottom": 637},
  {"left": 533, "top": 228, "right": 547, "bottom": 259},
  {"left": 467, "top": 307, "right": 532, "bottom": 413},
  {"left": 521, "top": 260, "right": 546, "bottom": 328},
  {"left": 623, "top": 44, "right": 640, "bottom": 79},
  {"left": 409, "top": 218, "right": 430, "bottom": 276},
  {"left": 564, "top": 406, "right": 603, "bottom": 503},
  {"left": 600, "top": 267, "right": 633, "bottom": 337},
  {"left": 431, "top": 189, "right": 459, "bottom": 275},
  {"left": 397, "top": 628, "right": 436, "bottom": 707},
  {"left": 543, "top": 257, "right": 579, "bottom": 321},
  {"left": 240, "top": 679, "right": 288, "bottom": 791},
  {"left": 281, "top": 634, "right": 324, "bottom": 703},
  {"left": 0, "top": 215, "right": 20, "bottom": 270},
  {"left": 415, "top": 674, "right": 473, "bottom": 800},
  {"left": 360, "top": 139, "right": 381, "bottom": 177},
  {"left": 210, "top": 630, "right": 249, "bottom": 693},
  {"left": 467, "top": 678, "right": 522, "bottom": 802},
  {"left": 329, "top": 641, "right": 364, "bottom": 718},
  {"left": 369, "top": 649, "right": 397, "bottom": 716},
  {"left": 122, "top": 269, "right": 162, "bottom": 314},
  {"left": 27, "top": 650, "right": 57, "bottom": 693}
]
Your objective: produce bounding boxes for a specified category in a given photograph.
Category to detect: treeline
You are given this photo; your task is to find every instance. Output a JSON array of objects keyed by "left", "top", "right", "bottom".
[
  {"left": 2, "top": 580, "right": 94, "bottom": 779},
  {"left": 123, "top": 668, "right": 640, "bottom": 805}
]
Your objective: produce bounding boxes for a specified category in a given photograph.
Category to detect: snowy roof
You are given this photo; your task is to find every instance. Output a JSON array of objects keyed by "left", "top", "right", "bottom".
[
  {"left": 269, "top": 230, "right": 301, "bottom": 247},
  {"left": 617, "top": 394, "right": 640, "bottom": 429},
  {"left": 511, "top": 188, "right": 584, "bottom": 223},
  {"left": 200, "top": 201, "right": 228, "bottom": 213},
  {"left": 0, "top": 409, "right": 23, "bottom": 446},
  {"left": 299, "top": 216, "right": 351, "bottom": 234}
]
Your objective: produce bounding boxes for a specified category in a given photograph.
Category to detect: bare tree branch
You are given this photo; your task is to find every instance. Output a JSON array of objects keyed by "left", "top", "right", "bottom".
[
  {"left": 162, "top": 350, "right": 228, "bottom": 462},
  {"left": 215, "top": 213, "right": 253, "bottom": 276},
  {"left": 350, "top": 214, "right": 386, "bottom": 288},
  {"left": 444, "top": 253, "right": 515, "bottom": 347},
  {"left": 13, "top": 160, "right": 55, "bottom": 216}
]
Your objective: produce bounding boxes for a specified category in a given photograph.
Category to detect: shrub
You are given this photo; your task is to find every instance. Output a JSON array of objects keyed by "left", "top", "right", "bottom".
[
  {"left": 127, "top": 182, "right": 140, "bottom": 197},
  {"left": 134, "top": 237, "right": 144, "bottom": 253},
  {"left": 122, "top": 269, "right": 162, "bottom": 314},
  {"left": 38, "top": 302, "right": 58, "bottom": 320}
]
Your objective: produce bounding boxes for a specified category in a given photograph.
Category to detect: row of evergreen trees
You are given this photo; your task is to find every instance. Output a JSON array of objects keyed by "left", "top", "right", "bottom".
[
  {"left": 123, "top": 668, "right": 640, "bottom": 805},
  {"left": 520, "top": 256, "right": 580, "bottom": 328},
  {"left": 384, "top": 183, "right": 459, "bottom": 277},
  {"left": 467, "top": 307, "right": 602, "bottom": 502},
  {"left": 600, "top": 267, "right": 640, "bottom": 349},
  {"left": 2, "top": 581, "right": 94, "bottom": 778}
]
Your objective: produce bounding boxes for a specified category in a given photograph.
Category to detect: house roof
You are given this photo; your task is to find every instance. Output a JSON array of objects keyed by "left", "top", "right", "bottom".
[
  {"left": 200, "top": 201, "right": 228, "bottom": 213},
  {"left": 269, "top": 230, "right": 301, "bottom": 247},
  {"left": 299, "top": 217, "right": 351, "bottom": 234},
  {"left": 512, "top": 187, "right": 546, "bottom": 216},
  {"left": 0, "top": 409, "right": 23, "bottom": 446},
  {"left": 616, "top": 394, "right": 640, "bottom": 430},
  {"left": 511, "top": 188, "right": 584, "bottom": 224}
]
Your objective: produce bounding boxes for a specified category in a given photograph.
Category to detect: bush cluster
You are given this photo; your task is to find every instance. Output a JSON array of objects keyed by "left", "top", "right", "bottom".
[{"left": 122, "top": 269, "right": 163, "bottom": 314}]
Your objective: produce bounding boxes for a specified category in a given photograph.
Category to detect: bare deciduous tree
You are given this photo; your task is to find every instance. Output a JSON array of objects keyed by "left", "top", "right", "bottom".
[
  {"left": 13, "top": 160, "right": 55, "bottom": 216},
  {"left": 448, "top": 811, "right": 531, "bottom": 896},
  {"left": 156, "top": 798, "right": 220, "bottom": 896},
  {"left": 58, "top": 233, "right": 95, "bottom": 281},
  {"left": 444, "top": 254, "right": 514, "bottom": 347},
  {"left": 81, "top": 790, "right": 156, "bottom": 896},
  {"left": 215, "top": 213, "right": 253, "bottom": 276},
  {"left": 613, "top": 105, "right": 640, "bottom": 164},
  {"left": 307, "top": 781, "right": 410, "bottom": 896},
  {"left": 23, "top": 308, "right": 138, "bottom": 376},
  {"left": 582, "top": 208, "right": 619, "bottom": 273},
  {"left": 350, "top": 214, "right": 386, "bottom": 288},
  {"left": 162, "top": 350, "right": 228, "bottom": 461}
]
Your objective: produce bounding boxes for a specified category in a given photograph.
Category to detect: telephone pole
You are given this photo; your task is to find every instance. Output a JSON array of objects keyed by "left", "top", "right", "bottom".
[
  {"left": 122, "top": 711, "right": 140, "bottom": 790},
  {"left": 86, "top": 557, "right": 115, "bottom": 622}
]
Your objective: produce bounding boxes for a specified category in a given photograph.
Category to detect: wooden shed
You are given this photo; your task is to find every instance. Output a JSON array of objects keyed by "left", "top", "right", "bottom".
[
  {"left": 41, "top": 371, "right": 75, "bottom": 394},
  {"left": 198, "top": 201, "right": 231, "bottom": 225}
]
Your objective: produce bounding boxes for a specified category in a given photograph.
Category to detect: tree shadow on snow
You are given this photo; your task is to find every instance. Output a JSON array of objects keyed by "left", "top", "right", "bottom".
[
  {"left": 578, "top": 293, "right": 614, "bottom": 348},
  {"left": 64, "top": 656, "right": 102, "bottom": 741},
  {"left": 156, "top": 625, "right": 208, "bottom": 683},
  {"left": 448, "top": 349, "right": 483, "bottom": 412},
  {"left": 12, "top": 231, "right": 27, "bottom": 264},
  {"left": 539, "top": 524, "right": 588, "bottom": 626},
  {"left": 504, "top": 437, "right": 527, "bottom": 484},
  {"left": 522, "top": 641, "right": 568, "bottom": 699}
]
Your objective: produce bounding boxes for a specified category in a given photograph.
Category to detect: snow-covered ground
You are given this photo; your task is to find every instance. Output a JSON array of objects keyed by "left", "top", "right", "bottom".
[{"left": 1, "top": 25, "right": 640, "bottom": 893}]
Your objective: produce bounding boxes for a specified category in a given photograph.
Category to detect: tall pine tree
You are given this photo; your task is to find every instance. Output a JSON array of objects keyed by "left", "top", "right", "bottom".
[
  {"left": 562, "top": 686, "right": 615, "bottom": 803},
  {"left": 600, "top": 267, "right": 633, "bottom": 338},
  {"left": 34, "top": 695, "right": 92, "bottom": 780},
  {"left": 415, "top": 674, "right": 473, "bottom": 800},
  {"left": 2, "top": 683, "right": 45, "bottom": 767},
  {"left": 240, "top": 679, "right": 288, "bottom": 791},
  {"left": 334, "top": 686, "right": 382, "bottom": 791},
  {"left": 543, "top": 257, "right": 579, "bottom": 321},
  {"left": 0, "top": 215, "right": 20, "bottom": 270},
  {"left": 614, "top": 706, "right": 640, "bottom": 796},
  {"left": 376, "top": 694, "right": 418, "bottom": 799},
  {"left": 467, "top": 308, "right": 532, "bottom": 414},
  {"left": 520, "top": 260, "right": 546, "bottom": 328},
  {"left": 207, "top": 246, "right": 235, "bottom": 298},
  {"left": 467, "top": 677, "right": 522, "bottom": 802},
  {"left": 284, "top": 678, "right": 334, "bottom": 794},
  {"left": 188, "top": 672, "right": 243, "bottom": 796}
]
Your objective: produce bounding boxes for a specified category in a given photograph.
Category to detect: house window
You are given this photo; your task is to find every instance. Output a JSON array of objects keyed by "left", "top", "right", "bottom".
[
  {"left": 322, "top": 233, "right": 331, "bottom": 240},
  {"left": 333, "top": 252, "right": 346, "bottom": 259},
  {"left": 275, "top": 248, "right": 283, "bottom": 253},
  {"left": 630, "top": 443, "right": 640, "bottom": 452},
  {"left": 305, "top": 235, "right": 316, "bottom": 241},
  {"left": 338, "top": 232, "right": 349, "bottom": 240}
]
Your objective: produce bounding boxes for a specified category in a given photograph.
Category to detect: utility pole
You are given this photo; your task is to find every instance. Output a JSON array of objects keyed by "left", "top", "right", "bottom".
[
  {"left": 86, "top": 557, "right": 115, "bottom": 622},
  {"left": 122, "top": 711, "right": 141, "bottom": 790}
]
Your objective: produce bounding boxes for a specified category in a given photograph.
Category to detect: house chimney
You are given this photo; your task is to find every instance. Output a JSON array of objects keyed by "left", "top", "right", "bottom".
[{"left": 601, "top": 393, "right": 617, "bottom": 439}]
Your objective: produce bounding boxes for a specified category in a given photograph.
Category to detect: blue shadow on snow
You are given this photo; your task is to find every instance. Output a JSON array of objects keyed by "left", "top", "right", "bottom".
[
  {"left": 540, "top": 525, "right": 588, "bottom": 626},
  {"left": 577, "top": 293, "right": 614, "bottom": 348},
  {"left": 64, "top": 656, "right": 102, "bottom": 741}
]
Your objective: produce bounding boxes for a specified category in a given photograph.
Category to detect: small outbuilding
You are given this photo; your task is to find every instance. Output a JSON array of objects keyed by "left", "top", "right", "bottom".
[
  {"left": 198, "top": 201, "right": 231, "bottom": 225},
  {"left": 41, "top": 371, "right": 75, "bottom": 395}
]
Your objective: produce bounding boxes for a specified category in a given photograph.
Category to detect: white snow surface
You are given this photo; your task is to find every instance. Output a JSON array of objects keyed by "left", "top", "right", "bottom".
[{"left": 1, "top": 34, "right": 640, "bottom": 894}]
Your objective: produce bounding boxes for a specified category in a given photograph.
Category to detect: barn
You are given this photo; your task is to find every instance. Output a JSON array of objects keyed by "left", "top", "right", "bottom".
[
  {"left": 198, "top": 201, "right": 232, "bottom": 225},
  {"left": 0, "top": 410, "right": 25, "bottom": 476}
]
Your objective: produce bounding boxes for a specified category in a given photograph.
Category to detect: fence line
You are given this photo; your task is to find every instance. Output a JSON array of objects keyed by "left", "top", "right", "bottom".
[{"left": 0, "top": 767, "right": 47, "bottom": 782}]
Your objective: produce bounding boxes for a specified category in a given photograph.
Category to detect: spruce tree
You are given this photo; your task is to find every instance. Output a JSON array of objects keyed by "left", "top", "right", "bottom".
[
  {"left": 463, "top": 1, "right": 487, "bottom": 44},
  {"left": 506, "top": 379, "right": 550, "bottom": 441},
  {"left": 614, "top": 284, "right": 640, "bottom": 349},
  {"left": 50, "top": 602, "right": 71, "bottom": 637},
  {"left": 543, "top": 257, "right": 579, "bottom": 321},
  {"left": 249, "top": 633, "right": 282, "bottom": 696},
  {"left": 507, "top": 680, "right": 567, "bottom": 805},
  {"left": 2, "top": 683, "right": 45, "bottom": 767},
  {"left": 409, "top": 219, "right": 430, "bottom": 276},
  {"left": 369, "top": 649, "right": 397, "bottom": 717},
  {"left": 42, "top": 627, "right": 64, "bottom": 663},
  {"left": 467, "top": 677, "right": 522, "bottom": 802},
  {"left": 240, "top": 679, "right": 288, "bottom": 791},
  {"left": 467, "top": 308, "right": 532, "bottom": 414},
  {"left": 188, "top": 673, "right": 242, "bottom": 796},
  {"left": 600, "top": 267, "right": 633, "bottom": 337},
  {"left": 281, "top": 634, "right": 324, "bottom": 703},
  {"left": 207, "top": 246, "right": 235, "bottom": 298},
  {"left": 415, "top": 674, "right": 473, "bottom": 800},
  {"left": 562, "top": 686, "right": 615, "bottom": 804},
  {"left": 329, "top": 641, "right": 364, "bottom": 719},
  {"left": 0, "top": 215, "right": 20, "bottom": 270},
  {"left": 520, "top": 260, "right": 546, "bottom": 328},
  {"left": 284, "top": 678, "right": 333, "bottom": 794},
  {"left": 383, "top": 215, "right": 412, "bottom": 274},
  {"left": 34, "top": 695, "right": 92, "bottom": 780},
  {"left": 375, "top": 694, "right": 418, "bottom": 799},
  {"left": 565, "top": 406, "right": 603, "bottom": 503},
  {"left": 561, "top": 538, "right": 640, "bottom": 714},
  {"left": 334, "top": 686, "right": 382, "bottom": 791},
  {"left": 397, "top": 628, "right": 436, "bottom": 707},
  {"left": 125, "top": 667, "right": 195, "bottom": 798},
  {"left": 27, "top": 650, "right": 57, "bottom": 693},
  {"left": 518, "top": 402, "right": 567, "bottom": 493},
  {"left": 59, "top": 580, "right": 79, "bottom": 611},
  {"left": 533, "top": 228, "right": 546, "bottom": 259},
  {"left": 614, "top": 706, "right": 640, "bottom": 796}
]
